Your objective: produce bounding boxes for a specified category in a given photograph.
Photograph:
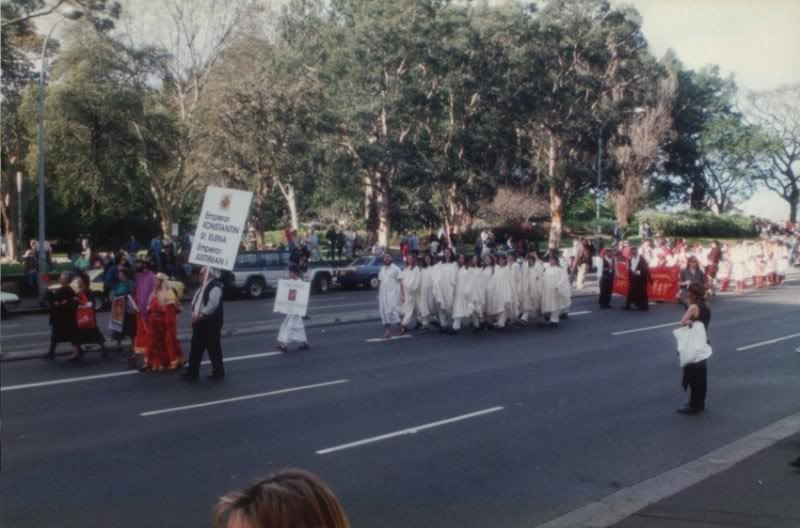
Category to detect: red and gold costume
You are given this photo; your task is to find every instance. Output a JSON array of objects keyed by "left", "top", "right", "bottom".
[{"left": 144, "top": 290, "right": 184, "bottom": 370}]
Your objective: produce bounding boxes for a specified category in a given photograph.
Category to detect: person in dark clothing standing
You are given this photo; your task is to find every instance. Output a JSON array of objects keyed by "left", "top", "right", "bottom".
[
  {"left": 45, "top": 273, "right": 78, "bottom": 360},
  {"left": 624, "top": 246, "right": 652, "bottom": 310},
  {"left": 677, "top": 283, "right": 711, "bottom": 415},
  {"left": 598, "top": 248, "right": 615, "bottom": 308},
  {"left": 181, "top": 266, "right": 225, "bottom": 381},
  {"left": 325, "top": 226, "right": 337, "bottom": 260},
  {"left": 336, "top": 230, "right": 345, "bottom": 260}
]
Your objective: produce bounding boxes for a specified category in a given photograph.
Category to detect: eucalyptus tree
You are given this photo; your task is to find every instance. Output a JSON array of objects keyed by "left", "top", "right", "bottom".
[{"left": 744, "top": 85, "right": 800, "bottom": 222}]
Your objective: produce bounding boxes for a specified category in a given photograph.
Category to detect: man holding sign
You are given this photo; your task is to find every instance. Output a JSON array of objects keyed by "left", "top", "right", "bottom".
[
  {"left": 275, "top": 265, "right": 311, "bottom": 352},
  {"left": 181, "top": 185, "right": 253, "bottom": 382}
]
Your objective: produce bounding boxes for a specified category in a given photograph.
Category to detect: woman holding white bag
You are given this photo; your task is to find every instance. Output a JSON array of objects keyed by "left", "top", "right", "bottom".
[{"left": 677, "top": 283, "right": 712, "bottom": 415}]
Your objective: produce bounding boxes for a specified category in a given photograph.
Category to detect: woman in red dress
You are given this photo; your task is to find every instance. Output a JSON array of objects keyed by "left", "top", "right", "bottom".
[{"left": 143, "top": 273, "right": 184, "bottom": 371}]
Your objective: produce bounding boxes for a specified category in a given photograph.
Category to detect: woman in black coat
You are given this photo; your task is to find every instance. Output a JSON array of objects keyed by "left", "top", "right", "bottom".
[{"left": 45, "top": 273, "right": 78, "bottom": 360}]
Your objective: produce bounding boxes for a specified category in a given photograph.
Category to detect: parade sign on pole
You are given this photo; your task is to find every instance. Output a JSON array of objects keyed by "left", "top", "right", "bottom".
[
  {"left": 189, "top": 186, "right": 253, "bottom": 271},
  {"left": 274, "top": 279, "right": 310, "bottom": 317}
]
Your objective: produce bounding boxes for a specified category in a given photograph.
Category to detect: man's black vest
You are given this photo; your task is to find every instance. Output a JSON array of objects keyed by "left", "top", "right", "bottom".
[{"left": 201, "top": 279, "right": 224, "bottom": 326}]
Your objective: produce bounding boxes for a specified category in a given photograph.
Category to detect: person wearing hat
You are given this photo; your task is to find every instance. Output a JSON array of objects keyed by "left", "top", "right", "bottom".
[
  {"left": 181, "top": 266, "right": 225, "bottom": 381},
  {"left": 277, "top": 265, "right": 310, "bottom": 352}
]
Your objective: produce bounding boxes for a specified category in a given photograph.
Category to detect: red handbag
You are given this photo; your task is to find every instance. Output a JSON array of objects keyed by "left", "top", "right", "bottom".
[{"left": 76, "top": 293, "right": 96, "bottom": 329}]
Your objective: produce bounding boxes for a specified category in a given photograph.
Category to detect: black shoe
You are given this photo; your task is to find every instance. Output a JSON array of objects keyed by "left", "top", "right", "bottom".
[
  {"left": 676, "top": 405, "right": 700, "bottom": 415},
  {"left": 621, "top": 305, "right": 631, "bottom": 311},
  {"left": 206, "top": 373, "right": 224, "bottom": 380},
  {"left": 180, "top": 372, "right": 199, "bottom": 382},
  {"left": 299, "top": 342, "right": 310, "bottom": 350},
  {"left": 43, "top": 352, "right": 55, "bottom": 360},
  {"left": 789, "top": 458, "right": 800, "bottom": 469},
  {"left": 560, "top": 313, "right": 569, "bottom": 320}
]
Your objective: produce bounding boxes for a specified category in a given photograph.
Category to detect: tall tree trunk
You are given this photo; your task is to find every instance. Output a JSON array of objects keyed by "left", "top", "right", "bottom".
[
  {"left": 1, "top": 182, "right": 19, "bottom": 261},
  {"left": 789, "top": 188, "right": 798, "bottom": 223},
  {"left": 376, "top": 171, "right": 390, "bottom": 249},
  {"left": 548, "top": 186, "right": 564, "bottom": 250},
  {"left": 276, "top": 181, "right": 299, "bottom": 231},
  {"left": 364, "top": 172, "right": 378, "bottom": 245},
  {"left": 546, "top": 135, "right": 563, "bottom": 250}
]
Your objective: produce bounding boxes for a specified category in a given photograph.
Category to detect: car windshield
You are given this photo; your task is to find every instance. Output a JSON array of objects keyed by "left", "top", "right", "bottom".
[{"left": 351, "top": 257, "right": 372, "bottom": 266}]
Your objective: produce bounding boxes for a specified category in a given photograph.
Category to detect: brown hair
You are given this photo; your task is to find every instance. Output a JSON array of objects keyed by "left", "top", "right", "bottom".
[
  {"left": 688, "top": 282, "right": 706, "bottom": 303},
  {"left": 213, "top": 469, "right": 350, "bottom": 528}
]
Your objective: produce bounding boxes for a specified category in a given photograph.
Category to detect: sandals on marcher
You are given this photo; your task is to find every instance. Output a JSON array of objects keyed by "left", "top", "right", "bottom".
[{"left": 277, "top": 343, "right": 289, "bottom": 353}]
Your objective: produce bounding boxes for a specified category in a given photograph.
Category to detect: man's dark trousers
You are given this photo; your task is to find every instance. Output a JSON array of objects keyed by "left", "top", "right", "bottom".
[{"left": 186, "top": 319, "right": 224, "bottom": 378}]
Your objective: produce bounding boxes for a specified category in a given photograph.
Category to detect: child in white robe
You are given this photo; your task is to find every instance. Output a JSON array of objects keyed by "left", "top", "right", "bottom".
[
  {"left": 469, "top": 255, "right": 487, "bottom": 329},
  {"left": 521, "top": 251, "right": 544, "bottom": 322},
  {"left": 488, "top": 255, "right": 514, "bottom": 328},
  {"left": 451, "top": 255, "right": 473, "bottom": 331},
  {"left": 542, "top": 253, "right": 571, "bottom": 326},
  {"left": 433, "top": 249, "right": 458, "bottom": 329},
  {"left": 399, "top": 254, "right": 422, "bottom": 334},
  {"left": 277, "top": 265, "right": 309, "bottom": 352},
  {"left": 418, "top": 254, "right": 438, "bottom": 329},
  {"left": 378, "top": 253, "right": 402, "bottom": 338}
]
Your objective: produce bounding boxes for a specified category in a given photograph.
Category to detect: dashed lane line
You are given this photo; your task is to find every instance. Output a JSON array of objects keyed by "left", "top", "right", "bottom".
[{"left": 316, "top": 406, "right": 505, "bottom": 455}]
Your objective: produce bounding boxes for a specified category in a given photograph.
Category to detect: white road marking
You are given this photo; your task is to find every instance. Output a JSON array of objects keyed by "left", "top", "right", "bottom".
[
  {"left": 1, "top": 330, "right": 51, "bottom": 338},
  {"left": 568, "top": 311, "right": 591, "bottom": 316},
  {"left": 141, "top": 379, "right": 349, "bottom": 417},
  {"left": 736, "top": 332, "right": 800, "bottom": 351},
  {"left": 366, "top": 335, "right": 412, "bottom": 343},
  {"left": 532, "top": 410, "right": 800, "bottom": 528},
  {"left": 612, "top": 321, "right": 676, "bottom": 336},
  {"left": 264, "top": 300, "right": 375, "bottom": 310},
  {"left": 316, "top": 406, "right": 505, "bottom": 455},
  {"left": 1, "top": 351, "right": 284, "bottom": 392},
  {"left": 0, "top": 323, "right": 21, "bottom": 328}
]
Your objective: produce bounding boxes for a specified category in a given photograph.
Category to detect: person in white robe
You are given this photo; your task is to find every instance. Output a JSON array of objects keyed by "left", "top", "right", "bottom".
[
  {"left": 776, "top": 242, "right": 790, "bottom": 283},
  {"left": 480, "top": 255, "right": 495, "bottom": 329},
  {"left": 277, "top": 265, "right": 309, "bottom": 351},
  {"left": 469, "top": 255, "right": 487, "bottom": 329},
  {"left": 433, "top": 249, "right": 458, "bottom": 329},
  {"left": 506, "top": 253, "right": 523, "bottom": 321},
  {"left": 399, "top": 254, "right": 422, "bottom": 334},
  {"left": 378, "top": 253, "right": 402, "bottom": 338},
  {"left": 418, "top": 253, "right": 438, "bottom": 329},
  {"left": 541, "top": 252, "right": 571, "bottom": 326},
  {"left": 520, "top": 251, "right": 544, "bottom": 323},
  {"left": 487, "top": 254, "right": 514, "bottom": 328},
  {"left": 451, "top": 255, "right": 473, "bottom": 331}
]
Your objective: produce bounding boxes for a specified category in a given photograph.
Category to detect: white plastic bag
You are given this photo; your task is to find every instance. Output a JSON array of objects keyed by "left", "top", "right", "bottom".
[{"left": 673, "top": 324, "right": 713, "bottom": 367}]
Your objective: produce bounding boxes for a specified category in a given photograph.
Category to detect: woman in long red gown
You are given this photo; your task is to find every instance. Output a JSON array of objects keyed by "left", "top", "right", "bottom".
[{"left": 144, "top": 273, "right": 184, "bottom": 371}]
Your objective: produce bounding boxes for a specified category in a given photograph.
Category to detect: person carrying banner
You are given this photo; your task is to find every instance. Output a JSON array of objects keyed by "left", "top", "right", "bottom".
[
  {"left": 623, "top": 246, "right": 652, "bottom": 311},
  {"left": 277, "top": 265, "right": 310, "bottom": 352},
  {"left": 182, "top": 266, "right": 225, "bottom": 381}
]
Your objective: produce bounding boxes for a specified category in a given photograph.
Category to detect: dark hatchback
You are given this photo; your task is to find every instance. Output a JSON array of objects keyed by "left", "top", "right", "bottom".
[{"left": 336, "top": 255, "right": 404, "bottom": 289}]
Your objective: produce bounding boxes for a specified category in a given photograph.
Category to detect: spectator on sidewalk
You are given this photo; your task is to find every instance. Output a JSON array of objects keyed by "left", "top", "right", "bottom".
[{"left": 213, "top": 468, "right": 351, "bottom": 528}]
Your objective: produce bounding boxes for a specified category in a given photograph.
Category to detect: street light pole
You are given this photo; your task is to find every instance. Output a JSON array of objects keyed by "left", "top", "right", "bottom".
[
  {"left": 16, "top": 172, "right": 23, "bottom": 261},
  {"left": 35, "top": 9, "right": 83, "bottom": 301}
]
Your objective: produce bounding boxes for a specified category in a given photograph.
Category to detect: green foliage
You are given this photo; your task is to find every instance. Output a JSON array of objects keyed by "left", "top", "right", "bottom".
[{"left": 636, "top": 210, "right": 756, "bottom": 238}]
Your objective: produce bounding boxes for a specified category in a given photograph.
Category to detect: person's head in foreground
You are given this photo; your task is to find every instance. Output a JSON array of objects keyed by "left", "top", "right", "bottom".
[{"left": 214, "top": 469, "right": 350, "bottom": 528}]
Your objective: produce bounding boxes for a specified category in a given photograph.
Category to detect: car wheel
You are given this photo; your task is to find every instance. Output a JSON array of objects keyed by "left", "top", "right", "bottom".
[
  {"left": 368, "top": 276, "right": 379, "bottom": 289},
  {"left": 313, "top": 275, "right": 330, "bottom": 294},
  {"left": 246, "top": 278, "right": 266, "bottom": 299}
]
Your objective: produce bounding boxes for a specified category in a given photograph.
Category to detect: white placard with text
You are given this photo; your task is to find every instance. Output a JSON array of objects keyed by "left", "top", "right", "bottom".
[
  {"left": 274, "top": 279, "right": 310, "bottom": 316},
  {"left": 188, "top": 186, "right": 253, "bottom": 271}
]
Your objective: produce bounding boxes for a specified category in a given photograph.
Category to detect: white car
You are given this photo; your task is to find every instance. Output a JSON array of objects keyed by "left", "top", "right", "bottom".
[{"left": 1, "top": 291, "right": 21, "bottom": 318}]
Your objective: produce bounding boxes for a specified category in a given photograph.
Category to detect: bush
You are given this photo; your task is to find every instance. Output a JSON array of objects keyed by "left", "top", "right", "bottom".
[
  {"left": 635, "top": 210, "right": 756, "bottom": 238},
  {"left": 459, "top": 223, "right": 547, "bottom": 247}
]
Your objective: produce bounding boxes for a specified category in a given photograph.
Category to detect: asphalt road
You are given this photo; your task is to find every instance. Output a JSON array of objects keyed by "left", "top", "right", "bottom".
[
  {"left": 0, "top": 288, "right": 383, "bottom": 358},
  {"left": 1, "top": 283, "right": 799, "bottom": 527}
]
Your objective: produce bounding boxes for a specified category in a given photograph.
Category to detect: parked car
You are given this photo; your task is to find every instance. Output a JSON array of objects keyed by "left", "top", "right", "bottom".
[
  {"left": 226, "top": 250, "right": 335, "bottom": 299},
  {"left": 336, "top": 255, "right": 405, "bottom": 289},
  {"left": 1, "top": 291, "right": 21, "bottom": 318},
  {"left": 47, "top": 269, "right": 186, "bottom": 311}
]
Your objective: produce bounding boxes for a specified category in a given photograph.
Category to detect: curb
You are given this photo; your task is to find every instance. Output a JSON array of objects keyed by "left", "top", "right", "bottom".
[{"left": 0, "top": 288, "right": 601, "bottom": 362}]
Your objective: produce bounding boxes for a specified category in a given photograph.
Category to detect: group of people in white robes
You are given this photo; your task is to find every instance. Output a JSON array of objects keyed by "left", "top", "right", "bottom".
[{"left": 377, "top": 249, "right": 572, "bottom": 338}]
